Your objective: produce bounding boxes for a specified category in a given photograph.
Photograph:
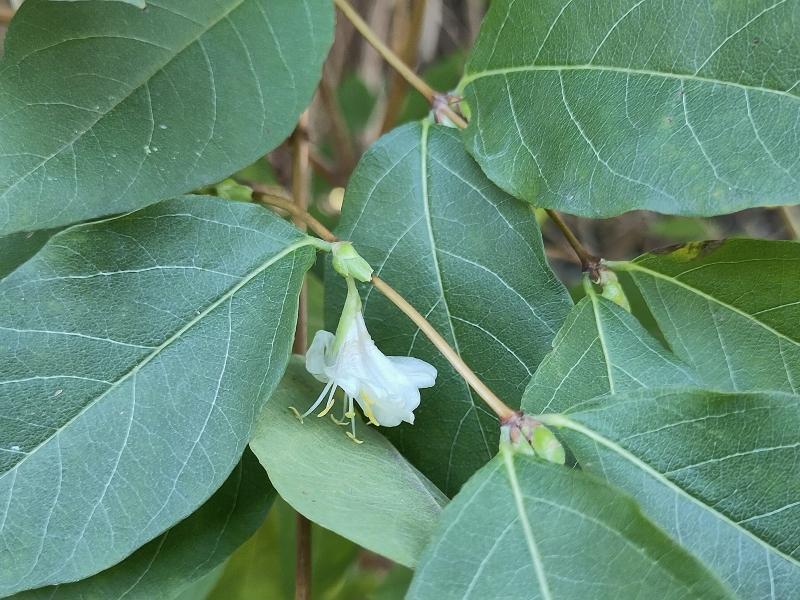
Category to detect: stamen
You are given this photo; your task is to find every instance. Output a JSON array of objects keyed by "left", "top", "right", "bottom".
[
  {"left": 301, "top": 380, "right": 334, "bottom": 418},
  {"left": 317, "top": 382, "right": 338, "bottom": 418},
  {"left": 346, "top": 431, "right": 364, "bottom": 444},
  {"left": 347, "top": 396, "right": 363, "bottom": 443},
  {"left": 288, "top": 406, "right": 305, "bottom": 422},
  {"left": 330, "top": 414, "right": 348, "bottom": 426}
]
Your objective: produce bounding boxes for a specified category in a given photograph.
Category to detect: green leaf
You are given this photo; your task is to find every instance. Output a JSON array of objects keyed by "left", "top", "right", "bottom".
[
  {"left": 249, "top": 358, "right": 447, "bottom": 568},
  {"left": 0, "top": 0, "right": 333, "bottom": 235},
  {"left": 0, "top": 196, "right": 315, "bottom": 595},
  {"left": 0, "top": 227, "right": 61, "bottom": 280},
  {"left": 326, "top": 121, "right": 572, "bottom": 494},
  {"left": 460, "top": 0, "right": 800, "bottom": 217},
  {"left": 543, "top": 388, "right": 800, "bottom": 600},
  {"left": 11, "top": 450, "right": 275, "bottom": 600},
  {"left": 408, "top": 450, "right": 734, "bottom": 599},
  {"left": 614, "top": 239, "right": 800, "bottom": 393},
  {"left": 523, "top": 285, "right": 696, "bottom": 415}
]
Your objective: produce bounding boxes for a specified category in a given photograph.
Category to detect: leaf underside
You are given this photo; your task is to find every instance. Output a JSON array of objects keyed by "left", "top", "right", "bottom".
[
  {"left": 0, "top": 0, "right": 333, "bottom": 235},
  {"left": 408, "top": 453, "right": 733, "bottom": 600},
  {"left": 462, "top": 0, "right": 800, "bottom": 217},
  {"left": 12, "top": 450, "right": 275, "bottom": 600},
  {"left": 522, "top": 288, "right": 696, "bottom": 415},
  {"left": 0, "top": 196, "right": 313, "bottom": 595},
  {"left": 620, "top": 239, "right": 800, "bottom": 393},
  {"left": 556, "top": 387, "right": 800, "bottom": 600}
]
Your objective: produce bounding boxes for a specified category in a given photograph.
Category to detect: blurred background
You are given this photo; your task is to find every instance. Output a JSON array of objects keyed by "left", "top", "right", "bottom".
[{"left": 1, "top": 0, "right": 797, "bottom": 598}]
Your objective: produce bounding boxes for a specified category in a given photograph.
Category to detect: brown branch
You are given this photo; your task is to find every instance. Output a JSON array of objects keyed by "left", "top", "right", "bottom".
[
  {"left": 291, "top": 112, "right": 312, "bottom": 600},
  {"left": 291, "top": 112, "right": 311, "bottom": 353},
  {"left": 333, "top": 0, "right": 466, "bottom": 129},
  {"left": 295, "top": 513, "right": 312, "bottom": 600},
  {"left": 318, "top": 67, "right": 356, "bottom": 173},
  {"left": 545, "top": 209, "right": 599, "bottom": 274},
  {"left": 778, "top": 206, "right": 800, "bottom": 239},
  {"left": 0, "top": 6, "right": 14, "bottom": 24},
  {"left": 380, "top": 0, "right": 427, "bottom": 133}
]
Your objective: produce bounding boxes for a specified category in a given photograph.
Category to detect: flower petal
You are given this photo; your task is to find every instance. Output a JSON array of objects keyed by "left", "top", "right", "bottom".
[
  {"left": 305, "top": 330, "right": 335, "bottom": 383},
  {"left": 356, "top": 384, "right": 419, "bottom": 427},
  {"left": 388, "top": 356, "right": 437, "bottom": 388}
]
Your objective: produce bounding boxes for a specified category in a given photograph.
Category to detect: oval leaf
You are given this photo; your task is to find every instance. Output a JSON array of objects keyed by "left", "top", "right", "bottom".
[
  {"left": 12, "top": 450, "right": 275, "bottom": 600},
  {"left": 326, "top": 121, "right": 572, "bottom": 494},
  {"left": 0, "top": 196, "right": 315, "bottom": 595},
  {"left": 615, "top": 239, "right": 800, "bottom": 393},
  {"left": 0, "top": 0, "right": 333, "bottom": 235},
  {"left": 544, "top": 388, "right": 800, "bottom": 600},
  {"left": 249, "top": 358, "right": 447, "bottom": 568},
  {"left": 408, "top": 450, "right": 734, "bottom": 599},
  {"left": 461, "top": 0, "right": 800, "bottom": 217},
  {"left": 523, "top": 286, "right": 696, "bottom": 415}
]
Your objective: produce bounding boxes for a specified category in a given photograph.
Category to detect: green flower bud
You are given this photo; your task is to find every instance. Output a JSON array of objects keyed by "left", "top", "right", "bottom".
[
  {"left": 214, "top": 178, "right": 253, "bottom": 202},
  {"left": 331, "top": 242, "right": 373, "bottom": 283},
  {"left": 598, "top": 268, "right": 631, "bottom": 312},
  {"left": 531, "top": 425, "right": 566, "bottom": 465}
]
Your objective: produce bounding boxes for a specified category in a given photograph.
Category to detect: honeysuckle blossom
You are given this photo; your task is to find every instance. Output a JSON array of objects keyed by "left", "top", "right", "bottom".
[{"left": 301, "top": 277, "right": 437, "bottom": 442}]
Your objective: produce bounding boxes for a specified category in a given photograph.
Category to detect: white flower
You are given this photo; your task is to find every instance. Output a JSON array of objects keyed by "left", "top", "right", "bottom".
[{"left": 301, "top": 278, "right": 437, "bottom": 441}]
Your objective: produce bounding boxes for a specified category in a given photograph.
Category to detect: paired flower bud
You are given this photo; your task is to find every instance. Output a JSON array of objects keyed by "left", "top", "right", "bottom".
[{"left": 501, "top": 413, "right": 565, "bottom": 465}]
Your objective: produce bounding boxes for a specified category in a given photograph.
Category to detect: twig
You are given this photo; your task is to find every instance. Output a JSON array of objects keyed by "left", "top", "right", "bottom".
[
  {"left": 381, "top": 0, "right": 427, "bottom": 133},
  {"left": 256, "top": 194, "right": 517, "bottom": 422},
  {"left": 778, "top": 206, "right": 800, "bottom": 239},
  {"left": 545, "top": 209, "right": 599, "bottom": 273},
  {"left": 318, "top": 68, "right": 356, "bottom": 173},
  {"left": 333, "top": 0, "right": 467, "bottom": 129},
  {"left": 0, "top": 6, "right": 14, "bottom": 24},
  {"left": 291, "top": 113, "right": 312, "bottom": 600},
  {"left": 371, "top": 277, "right": 516, "bottom": 422},
  {"left": 291, "top": 112, "right": 311, "bottom": 352},
  {"left": 295, "top": 513, "right": 312, "bottom": 600},
  {"left": 255, "top": 192, "right": 336, "bottom": 243}
]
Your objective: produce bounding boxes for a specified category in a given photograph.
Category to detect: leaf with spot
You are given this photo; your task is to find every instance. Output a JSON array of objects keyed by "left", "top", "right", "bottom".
[
  {"left": 542, "top": 387, "right": 800, "bottom": 600},
  {"left": 460, "top": 0, "right": 800, "bottom": 217},
  {"left": 523, "top": 283, "right": 697, "bottom": 415},
  {"left": 249, "top": 358, "right": 447, "bottom": 568},
  {"left": 613, "top": 239, "right": 800, "bottom": 393},
  {"left": 407, "top": 449, "right": 734, "bottom": 600},
  {"left": 0, "top": 196, "right": 316, "bottom": 595},
  {"left": 0, "top": 0, "right": 332, "bottom": 235},
  {"left": 325, "top": 122, "right": 572, "bottom": 494},
  {"left": 12, "top": 450, "right": 275, "bottom": 600}
]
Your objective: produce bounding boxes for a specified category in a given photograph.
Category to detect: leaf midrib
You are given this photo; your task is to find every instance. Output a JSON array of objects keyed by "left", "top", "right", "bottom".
[
  {"left": 459, "top": 64, "right": 800, "bottom": 102},
  {"left": 0, "top": 0, "right": 249, "bottom": 202},
  {"left": 0, "top": 237, "right": 313, "bottom": 480},
  {"left": 545, "top": 413, "right": 800, "bottom": 569},
  {"left": 501, "top": 450, "right": 553, "bottom": 600},
  {"left": 419, "top": 120, "right": 494, "bottom": 487}
]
